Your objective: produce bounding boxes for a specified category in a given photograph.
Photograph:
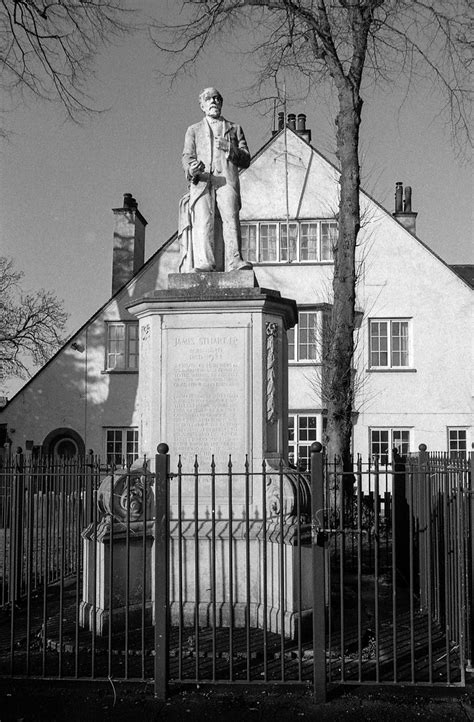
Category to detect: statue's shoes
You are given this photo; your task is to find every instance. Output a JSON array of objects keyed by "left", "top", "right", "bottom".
[
  {"left": 234, "top": 261, "right": 253, "bottom": 270},
  {"left": 191, "top": 266, "right": 215, "bottom": 272}
]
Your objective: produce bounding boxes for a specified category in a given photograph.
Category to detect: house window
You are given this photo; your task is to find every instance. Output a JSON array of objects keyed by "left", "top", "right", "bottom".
[
  {"left": 106, "top": 322, "right": 139, "bottom": 371},
  {"left": 280, "top": 222, "right": 298, "bottom": 261},
  {"left": 288, "top": 310, "right": 318, "bottom": 362},
  {"left": 370, "top": 428, "right": 410, "bottom": 465},
  {"left": 321, "top": 222, "right": 338, "bottom": 261},
  {"left": 105, "top": 428, "right": 139, "bottom": 467},
  {"left": 241, "top": 224, "right": 257, "bottom": 263},
  {"left": 259, "top": 223, "right": 278, "bottom": 261},
  {"left": 369, "top": 319, "right": 410, "bottom": 368},
  {"left": 240, "top": 220, "right": 336, "bottom": 263},
  {"left": 289, "top": 414, "right": 318, "bottom": 471},
  {"left": 300, "top": 223, "right": 318, "bottom": 260},
  {"left": 448, "top": 428, "right": 467, "bottom": 458}
]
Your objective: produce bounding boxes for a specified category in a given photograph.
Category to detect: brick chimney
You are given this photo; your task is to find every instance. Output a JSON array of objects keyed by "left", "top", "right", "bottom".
[
  {"left": 392, "top": 182, "right": 417, "bottom": 235},
  {"left": 112, "top": 193, "right": 147, "bottom": 295}
]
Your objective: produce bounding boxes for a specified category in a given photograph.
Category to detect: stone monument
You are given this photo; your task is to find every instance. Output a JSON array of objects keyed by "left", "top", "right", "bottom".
[
  {"left": 81, "top": 88, "right": 313, "bottom": 638},
  {"left": 128, "top": 268, "right": 314, "bottom": 635}
]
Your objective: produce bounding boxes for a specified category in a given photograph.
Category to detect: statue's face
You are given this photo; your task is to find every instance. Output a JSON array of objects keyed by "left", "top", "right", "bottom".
[{"left": 200, "top": 88, "right": 223, "bottom": 118}]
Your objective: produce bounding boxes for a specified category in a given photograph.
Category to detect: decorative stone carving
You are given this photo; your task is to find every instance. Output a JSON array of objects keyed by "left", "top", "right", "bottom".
[
  {"left": 89, "top": 466, "right": 155, "bottom": 539},
  {"left": 264, "top": 463, "right": 311, "bottom": 521},
  {"left": 266, "top": 321, "right": 278, "bottom": 424}
]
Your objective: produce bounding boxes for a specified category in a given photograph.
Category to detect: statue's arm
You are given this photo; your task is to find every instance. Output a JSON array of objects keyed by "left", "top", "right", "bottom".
[
  {"left": 182, "top": 126, "right": 202, "bottom": 180},
  {"left": 228, "top": 125, "right": 250, "bottom": 169}
]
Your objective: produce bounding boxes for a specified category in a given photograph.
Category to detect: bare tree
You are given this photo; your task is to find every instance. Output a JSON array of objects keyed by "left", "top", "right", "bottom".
[
  {"left": 152, "top": 1, "right": 471, "bottom": 471},
  {"left": 0, "top": 0, "right": 132, "bottom": 126},
  {"left": 0, "top": 257, "right": 68, "bottom": 380}
]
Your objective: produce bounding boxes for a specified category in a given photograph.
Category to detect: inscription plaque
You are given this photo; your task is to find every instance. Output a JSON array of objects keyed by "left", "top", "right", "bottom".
[{"left": 164, "top": 326, "right": 249, "bottom": 470}]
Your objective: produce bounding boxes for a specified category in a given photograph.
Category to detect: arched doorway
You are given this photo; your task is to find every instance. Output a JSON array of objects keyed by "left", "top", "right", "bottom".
[{"left": 42, "top": 428, "right": 85, "bottom": 458}]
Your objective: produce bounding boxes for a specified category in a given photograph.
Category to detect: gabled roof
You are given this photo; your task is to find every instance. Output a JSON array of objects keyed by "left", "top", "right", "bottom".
[
  {"left": 2, "top": 128, "right": 471, "bottom": 409},
  {"left": 449, "top": 265, "right": 474, "bottom": 288},
  {"left": 260, "top": 127, "right": 473, "bottom": 289}
]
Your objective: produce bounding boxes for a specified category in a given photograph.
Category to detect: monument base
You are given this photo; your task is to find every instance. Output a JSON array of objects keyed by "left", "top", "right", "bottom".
[
  {"left": 167, "top": 517, "right": 313, "bottom": 638},
  {"left": 80, "top": 520, "right": 154, "bottom": 636}
]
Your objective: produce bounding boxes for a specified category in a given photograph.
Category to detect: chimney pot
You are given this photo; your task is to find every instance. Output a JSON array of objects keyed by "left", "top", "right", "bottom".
[
  {"left": 278, "top": 111, "right": 284, "bottom": 130},
  {"left": 395, "top": 182, "right": 403, "bottom": 213},
  {"left": 404, "top": 186, "right": 412, "bottom": 213},
  {"left": 297, "top": 113, "right": 306, "bottom": 131},
  {"left": 393, "top": 182, "right": 417, "bottom": 235},
  {"left": 287, "top": 113, "right": 296, "bottom": 130}
]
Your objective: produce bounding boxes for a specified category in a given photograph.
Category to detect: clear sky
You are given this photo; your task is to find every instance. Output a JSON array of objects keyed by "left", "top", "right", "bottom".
[{"left": 1, "top": 3, "right": 472, "bottom": 397}]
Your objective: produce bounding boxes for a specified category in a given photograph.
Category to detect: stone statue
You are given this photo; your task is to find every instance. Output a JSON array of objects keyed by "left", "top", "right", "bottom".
[{"left": 180, "top": 87, "right": 252, "bottom": 273}]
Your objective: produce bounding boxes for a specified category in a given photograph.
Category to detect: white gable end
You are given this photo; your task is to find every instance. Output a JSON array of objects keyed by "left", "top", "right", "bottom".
[{"left": 241, "top": 130, "right": 340, "bottom": 220}]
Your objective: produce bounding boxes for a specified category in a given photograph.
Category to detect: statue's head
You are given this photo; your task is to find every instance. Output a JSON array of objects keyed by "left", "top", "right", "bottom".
[{"left": 199, "top": 87, "right": 223, "bottom": 119}]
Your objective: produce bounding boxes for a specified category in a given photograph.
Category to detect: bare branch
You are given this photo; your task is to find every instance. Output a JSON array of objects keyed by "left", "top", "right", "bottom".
[
  {"left": 0, "top": 256, "right": 68, "bottom": 380},
  {"left": 0, "top": 0, "right": 136, "bottom": 127}
]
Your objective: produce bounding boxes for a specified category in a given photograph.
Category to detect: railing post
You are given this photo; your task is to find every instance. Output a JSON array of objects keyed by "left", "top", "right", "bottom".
[
  {"left": 467, "top": 451, "right": 474, "bottom": 671},
  {"left": 392, "top": 447, "right": 409, "bottom": 586},
  {"left": 417, "top": 443, "right": 428, "bottom": 610},
  {"left": 84, "top": 449, "right": 94, "bottom": 527},
  {"left": 154, "top": 442, "right": 170, "bottom": 701},
  {"left": 12, "top": 447, "right": 25, "bottom": 602},
  {"left": 311, "top": 441, "right": 326, "bottom": 702}
]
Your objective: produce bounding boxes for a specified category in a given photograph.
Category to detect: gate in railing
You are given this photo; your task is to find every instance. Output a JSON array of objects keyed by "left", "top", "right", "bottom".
[{"left": 0, "top": 446, "right": 471, "bottom": 699}]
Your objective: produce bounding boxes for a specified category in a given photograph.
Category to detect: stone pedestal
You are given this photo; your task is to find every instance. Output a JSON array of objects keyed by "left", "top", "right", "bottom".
[
  {"left": 80, "top": 520, "right": 154, "bottom": 635},
  {"left": 80, "top": 467, "right": 154, "bottom": 635},
  {"left": 125, "top": 272, "right": 308, "bottom": 636},
  {"left": 129, "top": 270, "right": 297, "bottom": 472}
]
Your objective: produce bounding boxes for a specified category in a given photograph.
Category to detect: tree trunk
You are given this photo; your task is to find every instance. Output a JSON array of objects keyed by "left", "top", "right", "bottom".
[{"left": 324, "top": 82, "right": 362, "bottom": 491}]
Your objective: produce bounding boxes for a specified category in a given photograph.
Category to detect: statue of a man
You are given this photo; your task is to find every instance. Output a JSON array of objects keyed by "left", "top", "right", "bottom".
[{"left": 181, "top": 87, "right": 252, "bottom": 272}]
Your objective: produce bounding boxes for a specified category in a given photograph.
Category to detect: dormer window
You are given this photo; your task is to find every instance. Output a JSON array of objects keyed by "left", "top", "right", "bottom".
[{"left": 241, "top": 220, "right": 337, "bottom": 264}]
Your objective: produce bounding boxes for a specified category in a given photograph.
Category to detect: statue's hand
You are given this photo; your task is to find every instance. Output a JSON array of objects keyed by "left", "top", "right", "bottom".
[
  {"left": 215, "top": 136, "right": 230, "bottom": 152},
  {"left": 189, "top": 160, "right": 205, "bottom": 177}
]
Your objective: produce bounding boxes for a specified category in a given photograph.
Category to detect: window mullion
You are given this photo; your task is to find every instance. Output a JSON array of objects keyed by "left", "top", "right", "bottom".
[
  {"left": 124, "top": 325, "right": 129, "bottom": 368},
  {"left": 389, "top": 320, "right": 393, "bottom": 368}
]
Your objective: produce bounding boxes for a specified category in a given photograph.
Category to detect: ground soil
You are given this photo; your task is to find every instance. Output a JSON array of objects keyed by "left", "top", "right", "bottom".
[{"left": 1, "top": 679, "right": 473, "bottom": 721}]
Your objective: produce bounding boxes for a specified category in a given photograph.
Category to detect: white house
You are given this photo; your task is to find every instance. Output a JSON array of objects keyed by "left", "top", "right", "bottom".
[{"left": 1, "top": 117, "right": 472, "bottom": 466}]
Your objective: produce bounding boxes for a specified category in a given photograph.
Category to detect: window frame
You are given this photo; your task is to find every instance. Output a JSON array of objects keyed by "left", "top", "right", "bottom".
[
  {"left": 369, "top": 427, "right": 411, "bottom": 465},
  {"left": 288, "top": 413, "right": 318, "bottom": 471},
  {"left": 447, "top": 427, "right": 468, "bottom": 458},
  {"left": 288, "top": 309, "right": 319, "bottom": 363},
  {"left": 240, "top": 219, "right": 337, "bottom": 264},
  {"left": 368, "top": 318, "right": 412, "bottom": 370},
  {"left": 105, "top": 321, "right": 139, "bottom": 372},
  {"left": 105, "top": 427, "right": 139, "bottom": 467}
]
